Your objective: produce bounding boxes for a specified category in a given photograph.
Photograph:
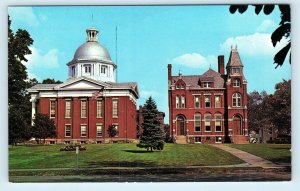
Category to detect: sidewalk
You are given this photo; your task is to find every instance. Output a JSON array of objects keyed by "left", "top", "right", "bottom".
[{"left": 210, "top": 144, "right": 284, "bottom": 168}]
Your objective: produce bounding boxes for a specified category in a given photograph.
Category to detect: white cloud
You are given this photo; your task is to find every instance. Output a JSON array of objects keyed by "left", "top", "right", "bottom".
[
  {"left": 256, "top": 19, "right": 276, "bottom": 32},
  {"left": 8, "top": 7, "right": 39, "bottom": 26},
  {"left": 140, "top": 90, "right": 161, "bottom": 99},
  {"left": 23, "top": 47, "right": 60, "bottom": 69},
  {"left": 219, "top": 33, "right": 277, "bottom": 56},
  {"left": 171, "top": 53, "right": 217, "bottom": 69}
]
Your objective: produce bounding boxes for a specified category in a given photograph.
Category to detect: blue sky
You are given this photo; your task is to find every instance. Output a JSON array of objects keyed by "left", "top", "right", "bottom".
[{"left": 8, "top": 5, "right": 291, "bottom": 122}]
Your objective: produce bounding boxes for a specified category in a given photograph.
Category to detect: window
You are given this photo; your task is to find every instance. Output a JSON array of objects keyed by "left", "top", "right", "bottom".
[
  {"left": 194, "top": 114, "right": 201, "bottom": 132},
  {"left": 204, "top": 114, "right": 212, "bottom": 132},
  {"left": 65, "top": 101, "right": 71, "bottom": 118},
  {"left": 50, "top": 100, "right": 56, "bottom": 118},
  {"left": 85, "top": 65, "right": 91, "bottom": 73},
  {"left": 232, "top": 68, "right": 241, "bottom": 74},
  {"left": 204, "top": 82, "right": 211, "bottom": 88},
  {"left": 181, "top": 96, "right": 185, "bottom": 108},
  {"left": 204, "top": 95, "right": 211, "bottom": 108},
  {"left": 112, "top": 100, "right": 118, "bottom": 118},
  {"left": 81, "top": 141, "right": 86, "bottom": 144},
  {"left": 65, "top": 125, "right": 71, "bottom": 137},
  {"left": 215, "top": 114, "right": 222, "bottom": 132},
  {"left": 215, "top": 95, "right": 221, "bottom": 108},
  {"left": 215, "top": 136, "right": 222, "bottom": 143},
  {"left": 81, "top": 100, "right": 87, "bottom": 118},
  {"left": 71, "top": 66, "right": 75, "bottom": 77},
  {"left": 50, "top": 141, "right": 55, "bottom": 145},
  {"left": 96, "top": 125, "right": 102, "bottom": 137},
  {"left": 233, "top": 79, "right": 241, "bottom": 87},
  {"left": 101, "top": 65, "right": 108, "bottom": 75},
  {"left": 176, "top": 84, "right": 180, "bottom": 89},
  {"left": 81, "top": 125, "right": 87, "bottom": 137},
  {"left": 96, "top": 100, "right": 102, "bottom": 118},
  {"left": 176, "top": 96, "right": 180, "bottom": 108},
  {"left": 195, "top": 137, "right": 201, "bottom": 143},
  {"left": 232, "top": 93, "right": 242, "bottom": 107},
  {"left": 194, "top": 95, "right": 200, "bottom": 108}
]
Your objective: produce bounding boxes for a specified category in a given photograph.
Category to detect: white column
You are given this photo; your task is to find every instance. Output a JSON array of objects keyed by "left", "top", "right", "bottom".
[{"left": 30, "top": 94, "right": 37, "bottom": 126}]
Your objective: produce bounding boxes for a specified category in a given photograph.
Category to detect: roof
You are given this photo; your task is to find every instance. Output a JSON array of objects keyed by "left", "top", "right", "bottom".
[
  {"left": 28, "top": 76, "right": 139, "bottom": 97},
  {"left": 226, "top": 48, "right": 244, "bottom": 68},
  {"left": 171, "top": 68, "right": 225, "bottom": 89}
]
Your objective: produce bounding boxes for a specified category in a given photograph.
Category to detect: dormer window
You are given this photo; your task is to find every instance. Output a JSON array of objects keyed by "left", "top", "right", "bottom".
[
  {"left": 204, "top": 82, "right": 211, "bottom": 88},
  {"left": 231, "top": 68, "right": 241, "bottom": 74}
]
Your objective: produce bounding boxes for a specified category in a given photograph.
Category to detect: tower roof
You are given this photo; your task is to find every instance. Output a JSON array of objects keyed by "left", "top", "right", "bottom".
[
  {"left": 72, "top": 27, "right": 112, "bottom": 62},
  {"left": 226, "top": 47, "right": 243, "bottom": 68}
]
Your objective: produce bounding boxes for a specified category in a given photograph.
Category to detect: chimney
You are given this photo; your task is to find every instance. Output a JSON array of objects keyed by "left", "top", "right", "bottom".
[
  {"left": 218, "top": 55, "right": 224, "bottom": 75},
  {"left": 168, "top": 64, "right": 172, "bottom": 81}
]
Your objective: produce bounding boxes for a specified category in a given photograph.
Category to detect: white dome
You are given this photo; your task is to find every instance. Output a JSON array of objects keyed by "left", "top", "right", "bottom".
[{"left": 73, "top": 41, "right": 112, "bottom": 62}]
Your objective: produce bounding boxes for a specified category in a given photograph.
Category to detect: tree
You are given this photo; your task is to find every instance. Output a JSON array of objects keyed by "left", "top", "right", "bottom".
[
  {"left": 229, "top": 5, "right": 291, "bottom": 68},
  {"left": 32, "top": 113, "right": 57, "bottom": 144},
  {"left": 107, "top": 124, "right": 118, "bottom": 141},
  {"left": 42, "top": 78, "right": 63, "bottom": 84},
  {"left": 8, "top": 15, "right": 34, "bottom": 145},
  {"left": 9, "top": 106, "right": 32, "bottom": 145},
  {"left": 137, "top": 97, "right": 164, "bottom": 152},
  {"left": 270, "top": 79, "right": 291, "bottom": 135},
  {"left": 8, "top": 15, "right": 34, "bottom": 106}
]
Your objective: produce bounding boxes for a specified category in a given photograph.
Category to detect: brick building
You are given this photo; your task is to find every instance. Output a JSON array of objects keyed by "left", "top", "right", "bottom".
[
  {"left": 168, "top": 48, "right": 248, "bottom": 144},
  {"left": 28, "top": 27, "right": 139, "bottom": 144}
]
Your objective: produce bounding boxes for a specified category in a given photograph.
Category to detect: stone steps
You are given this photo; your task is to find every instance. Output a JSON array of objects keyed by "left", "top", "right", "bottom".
[{"left": 176, "top": 136, "right": 187, "bottom": 144}]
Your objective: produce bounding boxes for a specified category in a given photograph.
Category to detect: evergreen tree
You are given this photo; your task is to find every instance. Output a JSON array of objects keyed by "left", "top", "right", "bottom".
[
  {"left": 32, "top": 113, "right": 57, "bottom": 144},
  {"left": 137, "top": 97, "right": 164, "bottom": 152}
]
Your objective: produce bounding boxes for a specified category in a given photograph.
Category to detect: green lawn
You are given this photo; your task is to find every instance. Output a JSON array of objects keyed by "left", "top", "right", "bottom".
[
  {"left": 228, "top": 144, "right": 291, "bottom": 164},
  {"left": 9, "top": 144, "right": 244, "bottom": 169}
]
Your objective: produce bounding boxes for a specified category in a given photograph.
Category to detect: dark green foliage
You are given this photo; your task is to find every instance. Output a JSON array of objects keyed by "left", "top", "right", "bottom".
[
  {"left": 247, "top": 79, "right": 291, "bottom": 136},
  {"left": 107, "top": 125, "right": 118, "bottom": 139},
  {"left": 229, "top": 5, "right": 291, "bottom": 68},
  {"left": 9, "top": 106, "right": 32, "bottom": 145},
  {"left": 32, "top": 113, "right": 57, "bottom": 144},
  {"left": 8, "top": 15, "right": 34, "bottom": 145},
  {"left": 137, "top": 97, "right": 164, "bottom": 152},
  {"left": 42, "top": 78, "right": 63, "bottom": 84},
  {"left": 270, "top": 79, "right": 291, "bottom": 135}
]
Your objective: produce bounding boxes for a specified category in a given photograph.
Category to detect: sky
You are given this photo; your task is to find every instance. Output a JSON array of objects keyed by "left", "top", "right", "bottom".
[{"left": 8, "top": 5, "right": 291, "bottom": 123}]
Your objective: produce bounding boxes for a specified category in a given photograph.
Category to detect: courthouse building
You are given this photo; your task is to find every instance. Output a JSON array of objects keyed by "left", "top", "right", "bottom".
[
  {"left": 28, "top": 27, "right": 139, "bottom": 144},
  {"left": 168, "top": 48, "right": 248, "bottom": 144}
]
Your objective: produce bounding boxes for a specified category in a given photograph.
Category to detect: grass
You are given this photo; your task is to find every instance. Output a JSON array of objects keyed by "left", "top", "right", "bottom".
[
  {"left": 227, "top": 144, "right": 291, "bottom": 164},
  {"left": 9, "top": 143, "right": 244, "bottom": 170}
]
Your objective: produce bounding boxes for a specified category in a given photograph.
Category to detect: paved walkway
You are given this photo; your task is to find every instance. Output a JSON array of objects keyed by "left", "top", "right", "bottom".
[{"left": 211, "top": 144, "right": 279, "bottom": 168}]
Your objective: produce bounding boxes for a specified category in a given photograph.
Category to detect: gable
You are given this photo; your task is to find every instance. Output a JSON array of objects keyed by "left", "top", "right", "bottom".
[{"left": 59, "top": 80, "right": 105, "bottom": 90}]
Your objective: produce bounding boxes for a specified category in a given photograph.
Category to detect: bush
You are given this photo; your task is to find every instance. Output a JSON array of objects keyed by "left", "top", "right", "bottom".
[{"left": 60, "top": 145, "right": 86, "bottom": 151}]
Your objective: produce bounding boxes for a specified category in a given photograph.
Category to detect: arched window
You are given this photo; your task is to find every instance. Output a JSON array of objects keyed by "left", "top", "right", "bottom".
[
  {"left": 176, "top": 96, "right": 179, "bottom": 108},
  {"left": 181, "top": 95, "right": 185, "bottom": 108},
  {"left": 232, "top": 93, "right": 242, "bottom": 107},
  {"left": 204, "top": 113, "right": 212, "bottom": 132},
  {"left": 215, "top": 114, "right": 222, "bottom": 132},
  {"left": 194, "top": 114, "right": 201, "bottom": 132},
  {"left": 233, "top": 78, "right": 241, "bottom": 87}
]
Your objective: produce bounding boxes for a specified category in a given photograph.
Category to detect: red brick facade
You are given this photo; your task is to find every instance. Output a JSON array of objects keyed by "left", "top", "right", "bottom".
[{"left": 168, "top": 48, "right": 248, "bottom": 144}]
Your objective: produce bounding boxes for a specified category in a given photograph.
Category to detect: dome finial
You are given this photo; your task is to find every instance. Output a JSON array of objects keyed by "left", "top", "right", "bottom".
[{"left": 86, "top": 27, "right": 99, "bottom": 42}]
